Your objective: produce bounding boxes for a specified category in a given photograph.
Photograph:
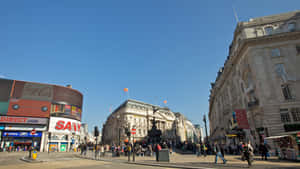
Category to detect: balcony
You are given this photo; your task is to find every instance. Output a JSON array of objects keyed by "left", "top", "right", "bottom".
[{"left": 248, "top": 99, "right": 259, "bottom": 109}]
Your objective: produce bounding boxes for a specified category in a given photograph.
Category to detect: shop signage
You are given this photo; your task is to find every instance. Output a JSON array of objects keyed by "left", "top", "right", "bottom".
[
  {"left": 0, "top": 116, "right": 48, "bottom": 124},
  {"left": 4, "top": 125, "right": 47, "bottom": 131},
  {"left": 48, "top": 117, "right": 81, "bottom": 135},
  {"left": 60, "top": 144, "right": 67, "bottom": 152},
  {"left": 0, "top": 126, "right": 4, "bottom": 130},
  {"left": 234, "top": 109, "right": 250, "bottom": 129},
  {"left": 3, "top": 131, "right": 42, "bottom": 137}
]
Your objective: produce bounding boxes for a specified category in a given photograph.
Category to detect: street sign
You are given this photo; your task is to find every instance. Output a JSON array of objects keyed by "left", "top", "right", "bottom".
[{"left": 131, "top": 128, "right": 136, "bottom": 135}]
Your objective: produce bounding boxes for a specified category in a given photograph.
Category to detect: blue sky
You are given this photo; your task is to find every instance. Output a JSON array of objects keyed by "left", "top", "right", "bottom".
[{"left": 0, "top": 0, "right": 299, "bottom": 132}]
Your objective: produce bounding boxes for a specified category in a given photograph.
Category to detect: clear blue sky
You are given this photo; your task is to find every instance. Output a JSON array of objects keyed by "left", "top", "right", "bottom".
[{"left": 0, "top": 0, "right": 299, "bottom": 132}]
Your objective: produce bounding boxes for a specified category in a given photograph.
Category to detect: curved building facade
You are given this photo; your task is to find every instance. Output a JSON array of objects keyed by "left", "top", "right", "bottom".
[{"left": 0, "top": 78, "right": 83, "bottom": 152}]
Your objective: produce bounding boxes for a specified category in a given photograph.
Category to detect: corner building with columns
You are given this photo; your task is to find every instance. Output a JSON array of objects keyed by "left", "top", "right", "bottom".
[
  {"left": 208, "top": 11, "right": 300, "bottom": 159},
  {"left": 102, "top": 99, "right": 201, "bottom": 145}
]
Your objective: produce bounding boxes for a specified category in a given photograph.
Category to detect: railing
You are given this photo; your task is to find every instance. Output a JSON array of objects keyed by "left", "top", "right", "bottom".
[{"left": 248, "top": 99, "right": 259, "bottom": 108}]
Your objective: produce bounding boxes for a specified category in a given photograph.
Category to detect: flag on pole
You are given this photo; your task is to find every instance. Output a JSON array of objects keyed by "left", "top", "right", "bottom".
[{"left": 124, "top": 88, "right": 129, "bottom": 99}]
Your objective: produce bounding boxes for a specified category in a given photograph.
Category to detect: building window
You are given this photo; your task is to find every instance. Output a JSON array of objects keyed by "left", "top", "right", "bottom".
[
  {"left": 275, "top": 64, "right": 288, "bottom": 83},
  {"left": 288, "top": 23, "right": 296, "bottom": 32},
  {"left": 281, "top": 113, "right": 291, "bottom": 123},
  {"left": 291, "top": 108, "right": 300, "bottom": 122},
  {"left": 296, "top": 45, "right": 300, "bottom": 55},
  {"left": 265, "top": 26, "right": 273, "bottom": 35},
  {"left": 281, "top": 84, "right": 293, "bottom": 100},
  {"left": 271, "top": 48, "right": 281, "bottom": 57}
]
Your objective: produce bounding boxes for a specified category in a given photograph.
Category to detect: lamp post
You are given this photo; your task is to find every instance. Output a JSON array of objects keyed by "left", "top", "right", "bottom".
[{"left": 203, "top": 114, "right": 209, "bottom": 144}]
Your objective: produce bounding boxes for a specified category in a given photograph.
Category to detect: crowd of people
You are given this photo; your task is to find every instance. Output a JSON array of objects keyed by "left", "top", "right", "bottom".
[
  {"left": 78, "top": 139, "right": 273, "bottom": 167},
  {"left": 0, "top": 144, "right": 38, "bottom": 152}
]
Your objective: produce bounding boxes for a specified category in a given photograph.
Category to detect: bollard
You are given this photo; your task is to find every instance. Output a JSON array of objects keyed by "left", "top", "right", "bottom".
[{"left": 32, "top": 150, "right": 37, "bottom": 160}]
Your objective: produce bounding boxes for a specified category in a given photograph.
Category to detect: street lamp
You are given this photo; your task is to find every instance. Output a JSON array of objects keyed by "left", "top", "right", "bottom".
[{"left": 203, "top": 114, "right": 209, "bottom": 144}]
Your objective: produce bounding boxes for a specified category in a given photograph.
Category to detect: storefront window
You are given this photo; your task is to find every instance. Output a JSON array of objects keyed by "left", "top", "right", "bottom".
[{"left": 291, "top": 108, "right": 300, "bottom": 122}]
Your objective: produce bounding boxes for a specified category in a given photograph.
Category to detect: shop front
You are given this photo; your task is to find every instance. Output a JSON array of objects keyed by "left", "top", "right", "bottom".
[
  {"left": 0, "top": 116, "right": 48, "bottom": 152},
  {"left": 265, "top": 133, "right": 300, "bottom": 161},
  {"left": 46, "top": 117, "right": 81, "bottom": 152},
  {"left": 1, "top": 131, "right": 42, "bottom": 151}
]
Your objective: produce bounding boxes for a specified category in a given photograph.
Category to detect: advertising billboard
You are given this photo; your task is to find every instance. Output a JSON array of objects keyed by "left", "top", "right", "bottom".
[
  {"left": 0, "top": 79, "right": 13, "bottom": 115},
  {"left": 7, "top": 99, "right": 51, "bottom": 118},
  {"left": 48, "top": 117, "right": 81, "bottom": 135},
  {"left": 12, "top": 81, "right": 53, "bottom": 101},
  {"left": 50, "top": 104, "right": 81, "bottom": 121},
  {"left": 53, "top": 86, "right": 83, "bottom": 108},
  {"left": 0, "top": 116, "right": 48, "bottom": 124},
  {"left": 234, "top": 109, "right": 250, "bottom": 129},
  {"left": 7, "top": 80, "right": 83, "bottom": 120},
  {"left": 3, "top": 131, "right": 42, "bottom": 137},
  {"left": 4, "top": 124, "right": 47, "bottom": 131}
]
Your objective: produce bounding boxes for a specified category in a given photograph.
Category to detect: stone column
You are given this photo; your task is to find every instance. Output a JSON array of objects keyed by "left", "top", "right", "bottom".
[
  {"left": 58, "top": 141, "right": 61, "bottom": 152},
  {"left": 67, "top": 135, "right": 71, "bottom": 152},
  {"left": 40, "top": 131, "right": 45, "bottom": 152}
]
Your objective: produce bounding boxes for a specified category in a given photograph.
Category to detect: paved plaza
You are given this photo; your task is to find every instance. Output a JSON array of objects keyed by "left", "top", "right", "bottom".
[{"left": 0, "top": 151, "right": 300, "bottom": 169}]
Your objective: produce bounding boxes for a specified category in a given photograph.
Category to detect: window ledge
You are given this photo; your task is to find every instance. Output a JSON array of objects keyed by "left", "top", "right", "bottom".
[{"left": 271, "top": 55, "right": 284, "bottom": 59}]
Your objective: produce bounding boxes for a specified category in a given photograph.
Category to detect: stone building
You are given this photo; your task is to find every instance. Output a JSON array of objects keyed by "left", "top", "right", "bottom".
[
  {"left": 194, "top": 124, "right": 204, "bottom": 143},
  {"left": 102, "top": 99, "right": 199, "bottom": 145},
  {"left": 80, "top": 123, "right": 89, "bottom": 143},
  {"left": 209, "top": 11, "right": 300, "bottom": 147}
]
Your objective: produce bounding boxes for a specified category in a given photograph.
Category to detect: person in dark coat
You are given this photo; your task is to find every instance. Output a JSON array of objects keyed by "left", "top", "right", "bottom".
[
  {"left": 259, "top": 142, "right": 268, "bottom": 160},
  {"left": 155, "top": 144, "right": 162, "bottom": 162},
  {"left": 220, "top": 144, "right": 225, "bottom": 157}
]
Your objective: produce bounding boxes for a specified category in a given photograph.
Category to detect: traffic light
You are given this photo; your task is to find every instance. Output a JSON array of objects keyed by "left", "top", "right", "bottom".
[
  {"left": 125, "top": 128, "right": 131, "bottom": 137},
  {"left": 94, "top": 126, "right": 99, "bottom": 137}
]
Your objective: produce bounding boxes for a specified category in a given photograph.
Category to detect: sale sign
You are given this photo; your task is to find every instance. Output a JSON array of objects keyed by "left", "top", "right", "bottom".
[{"left": 48, "top": 117, "right": 81, "bottom": 135}]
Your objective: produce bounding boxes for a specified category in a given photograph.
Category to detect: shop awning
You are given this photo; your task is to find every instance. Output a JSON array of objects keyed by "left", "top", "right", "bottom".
[
  {"left": 264, "top": 135, "right": 289, "bottom": 139},
  {"left": 278, "top": 131, "right": 300, "bottom": 136}
]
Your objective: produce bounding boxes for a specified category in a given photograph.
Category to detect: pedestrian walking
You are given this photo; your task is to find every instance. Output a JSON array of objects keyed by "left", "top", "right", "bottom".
[
  {"left": 148, "top": 144, "right": 153, "bottom": 156},
  {"left": 242, "top": 142, "right": 254, "bottom": 166},
  {"left": 259, "top": 142, "right": 269, "bottom": 160},
  {"left": 214, "top": 143, "right": 227, "bottom": 164},
  {"left": 155, "top": 143, "right": 162, "bottom": 162},
  {"left": 196, "top": 143, "right": 201, "bottom": 157},
  {"left": 202, "top": 144, "right": 207, "bottom": 157},
  {"left": 220, "top": 144, "right": 225, "bottom": 158}
]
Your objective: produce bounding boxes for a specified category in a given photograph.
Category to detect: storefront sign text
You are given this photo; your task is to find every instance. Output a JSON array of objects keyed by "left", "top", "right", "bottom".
[
  {"left": 55, "top": 120, "right": 81, "bottom": 131},
  {"left": 0, "top": 116, "right": 48, "bottom": 124}
]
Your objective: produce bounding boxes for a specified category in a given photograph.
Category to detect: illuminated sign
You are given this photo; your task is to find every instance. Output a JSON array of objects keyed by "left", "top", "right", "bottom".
[
  {"left": 48, "top": 117, "right": 81, "bottom": 135},
  {"left": 55, "top": 120, "right": 81, "bottom": 131},
  {"left": 0, "top": 116, "right": 48, "bottom": 124},
  {"left": 3, "top": 131, "right": 42, "bottom": 137}
]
